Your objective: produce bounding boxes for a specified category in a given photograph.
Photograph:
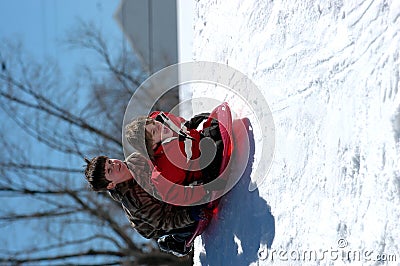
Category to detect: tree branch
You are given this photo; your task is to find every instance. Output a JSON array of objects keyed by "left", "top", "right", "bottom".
[
  {"left": 1, "top": 249, "right": 125, "bottom": 264},
  {"left": 0, "top": 162, "right": 82, "bottom": 173}
]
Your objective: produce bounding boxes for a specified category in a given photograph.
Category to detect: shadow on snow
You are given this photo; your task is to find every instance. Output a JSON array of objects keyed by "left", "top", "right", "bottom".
[{"left": 200, "top": 119, "right": 275, "bottom": 265}]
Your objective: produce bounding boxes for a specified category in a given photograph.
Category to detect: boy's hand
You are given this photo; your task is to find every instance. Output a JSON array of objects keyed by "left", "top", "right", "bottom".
[{"left": 126, "top": 152, "right": 152, "bottom": 177}]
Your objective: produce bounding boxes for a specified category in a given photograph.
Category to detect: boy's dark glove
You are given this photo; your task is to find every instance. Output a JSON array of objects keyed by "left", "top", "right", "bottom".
[
  {"left": 184, "top": 113, "right": 210, "bottom": 129},
  {"left": 189, "top": 204, "right": 214, "bottom": 222}
]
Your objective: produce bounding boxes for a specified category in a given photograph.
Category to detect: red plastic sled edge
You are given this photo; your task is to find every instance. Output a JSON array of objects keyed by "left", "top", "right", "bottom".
[{"left": 186, "top": 102, "right": 233, "bottom": 247}]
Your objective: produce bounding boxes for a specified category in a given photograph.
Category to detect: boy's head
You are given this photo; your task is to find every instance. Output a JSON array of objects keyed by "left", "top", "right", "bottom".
[
  {"left": 125, "top": 115, "right": 175, "bottom": 160},
  {"left": 84, "top": 156, "right": 133, "bottom": 191},
  {"left": 145, "top": 119, "right": 174, "bottom": 149},
  {"left": 84, "top": 156, "right": 110, "bottom": 191}
]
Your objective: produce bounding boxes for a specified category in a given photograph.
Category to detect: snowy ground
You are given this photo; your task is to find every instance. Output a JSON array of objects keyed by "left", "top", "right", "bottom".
[{"left": 190, "top": 0, "right": 400, "bottom": 265}]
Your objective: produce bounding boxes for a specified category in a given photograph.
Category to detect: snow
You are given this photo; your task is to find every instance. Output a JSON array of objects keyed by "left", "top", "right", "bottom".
[{"left": 190, "top": 0, "right": 400, "bottom": 265}]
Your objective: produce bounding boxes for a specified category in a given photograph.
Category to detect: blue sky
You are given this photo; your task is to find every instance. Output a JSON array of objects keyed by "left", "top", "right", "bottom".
[
  {"left": 0, "top": 0, "right": 121, "bottom": 61},
  {"left": 0, "top": 1, "right": 128, "bottom": 259},
  {"left": 0, "top": 0, "right": 124, "bottom": 91},
  {"left": 0, "top": 0, "right": 124, "bottom": 164},
  {"left": 0, "top": 1, "right": 198, "bottom": 262}
]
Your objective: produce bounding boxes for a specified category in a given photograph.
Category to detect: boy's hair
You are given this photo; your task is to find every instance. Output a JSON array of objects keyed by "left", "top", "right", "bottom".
[
  {"left": 125, "top": 116, "right": 155, "bottom": 160},
  {"left": 84, "top": 156, "right": 111, "bottom": 191}
]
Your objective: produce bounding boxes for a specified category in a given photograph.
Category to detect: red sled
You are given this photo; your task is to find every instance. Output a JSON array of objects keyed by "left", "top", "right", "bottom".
[{"left": 186, "top": 102, "right": 233, "bottom": 247}]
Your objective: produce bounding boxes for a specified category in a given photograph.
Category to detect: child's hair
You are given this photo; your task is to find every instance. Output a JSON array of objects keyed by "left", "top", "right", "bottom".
[
  {"left": 125, "top": 116, "right": 155, "bottom": 160},
  {"left": 84, "top": 156, "right": 111, "bottom": 191}
]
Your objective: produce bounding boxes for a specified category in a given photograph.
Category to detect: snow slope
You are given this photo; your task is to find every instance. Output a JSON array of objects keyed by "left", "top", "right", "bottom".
[{"left": 191, "top": 0, "right": 400, "bottom": 265}]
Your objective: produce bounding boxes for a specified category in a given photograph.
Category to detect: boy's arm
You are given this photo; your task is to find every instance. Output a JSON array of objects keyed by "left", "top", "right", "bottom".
[
  {"left": 185, "top": 112, "right": 210, "bottom": 129},
  {"left": 151, "top": 167, "right": 210, "bottom": 205},
  {"left": 121, "top": 183, "right": 196, "bottom": 235},
  {"left": 125, "top": 152, "right": 209, "bottom": 205}
]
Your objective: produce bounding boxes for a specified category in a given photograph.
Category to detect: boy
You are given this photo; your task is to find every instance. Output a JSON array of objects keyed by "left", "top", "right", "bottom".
[
  {"left": 125, "top": 109, "right": 226, "bottom": 206},
  {"left": 84, "top": 153, "right": 212, "bottom": 257}
]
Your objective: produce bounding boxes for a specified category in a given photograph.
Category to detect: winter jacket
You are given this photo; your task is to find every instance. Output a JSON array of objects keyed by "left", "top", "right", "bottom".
[
  {"left": 108, "top": 177, "right": 196, "bottom": 239},
  {"left": 149, "top": 111, "right": 211, "bottom": 205}
]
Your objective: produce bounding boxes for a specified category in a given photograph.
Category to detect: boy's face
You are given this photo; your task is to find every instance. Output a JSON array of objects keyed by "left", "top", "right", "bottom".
[
  {"left": 104, "top": 158, "right": 131, "bottom": 189},
  {"left": 145, "top": 120, "right": 173, "bottom": 149}
]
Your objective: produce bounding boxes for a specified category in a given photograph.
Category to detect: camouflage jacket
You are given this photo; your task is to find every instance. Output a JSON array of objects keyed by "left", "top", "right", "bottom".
[{"left": 108, "top": 178, "right": 196, "bottom": 239}]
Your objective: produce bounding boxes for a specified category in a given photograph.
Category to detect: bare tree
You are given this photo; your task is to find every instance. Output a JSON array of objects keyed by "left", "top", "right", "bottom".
[{"left": 0, "top": 21, "right": 190, "bottom": 265}]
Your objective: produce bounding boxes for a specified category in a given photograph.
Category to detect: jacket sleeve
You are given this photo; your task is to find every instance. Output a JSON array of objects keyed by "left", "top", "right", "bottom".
[
  {"left": 151, "top": 167, "right": 209, "bottom": 205},
  {"left": 120, "top": 205, "right": 161, "bottom": 239},
  {"left": 121, "top": 155, "right": 197, "bottom": 237},
  {"left": 130, "top": 185, "right": 196, "bottom": 233},
  {"left": 185, "top": 112, "right": 210, "bottom": 129},
  {"left": 151, "top": 140, "right": 209, "bottom": 205}
]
